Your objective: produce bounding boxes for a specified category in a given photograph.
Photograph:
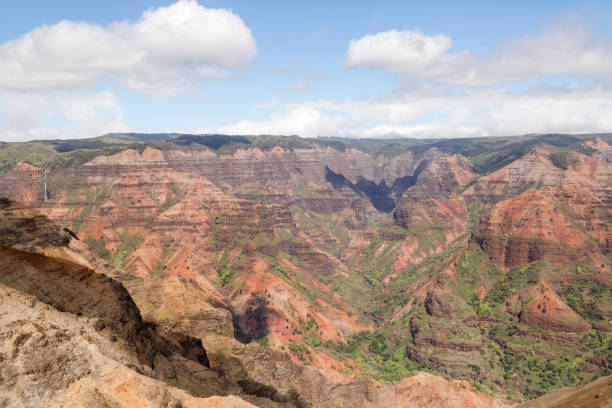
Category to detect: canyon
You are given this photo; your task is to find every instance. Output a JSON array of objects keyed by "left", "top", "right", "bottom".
[{"left": 0, "top": 132, "right": 611, "bottom": 406}]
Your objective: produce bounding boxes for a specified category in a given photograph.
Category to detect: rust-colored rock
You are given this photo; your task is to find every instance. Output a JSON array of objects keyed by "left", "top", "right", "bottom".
[
  {"left": 473, "top": 185, "right": 610, "bottom": 267},
  {"left": 1, "top": 135, "right": 611, "bottom": 405},
  {"left": 521, "top": 373, "right": 612, "bottom": 408},
  {"left": 0, "top": 197, "right": 517, "bottom": 408},
  {"left": 518, "top": 280, "right": 592, "bottom": 333}
]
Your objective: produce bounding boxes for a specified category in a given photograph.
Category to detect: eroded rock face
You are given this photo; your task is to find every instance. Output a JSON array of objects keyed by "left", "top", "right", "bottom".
[
  {"left": 392, "top": 152, "right": 475, "bottom": 266},
  {"left": 464, "top": 145, "right": 611, "bottom": 207},
  {"left": 398, "top": 151, "right": 475, "bottom": 203},
  {"left": 202, "top": 334, "right": 515, "bottom": 408},
  {"left": 0, "top": 162, "right": 43, "bottom": 204},
  {"left": 0, "top": 283, "right": 255, "bottom": 408},
  {"left": 0, "top": 197, "right": 72, "bottom": 249},
  {"left": 0, "top": 199, "right": 516, "bottom": 408},
  {"left": 0, "top": 148, "right": 381, "bottom": 348},
  {"left": 466, "top": 141, "right": 611, "bottom": 269},
  {"left": 0, "top": 244, "right": 154, "bottom": 364},
  {"left": 518, "top": 280, "right": 592, "bottom": 333},
  {"left": 1, "top": 136, "right": 611, "bottom": 404},
  {"left": 425, "top": 290, "right": 454, "bottom": 318},
  {"left": 473, "top": 185, "right": 610, "bottom": 267}
]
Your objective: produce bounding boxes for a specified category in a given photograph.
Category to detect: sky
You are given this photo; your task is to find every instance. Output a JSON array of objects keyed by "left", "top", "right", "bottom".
[{"left": 1, "top": 0, "right": 612, "bottom": 142}]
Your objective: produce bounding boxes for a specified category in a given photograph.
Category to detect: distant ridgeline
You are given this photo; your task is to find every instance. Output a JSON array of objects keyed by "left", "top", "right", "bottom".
[{"left": 1, "top": 132, "right": 610, "bottom": 177}]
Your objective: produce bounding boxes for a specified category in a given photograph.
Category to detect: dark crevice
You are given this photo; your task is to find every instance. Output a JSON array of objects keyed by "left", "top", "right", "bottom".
[
  {"left": 237, "top": 380, "right": 308, "bottom": 408},
  {"left": 353, "top": 178, "right": 395, "bottom": 213},
  {"left": 326, "top": 167, "right": 395, "bottom": 212},
  {"left": 325, "top": 164, "right": 429, "bottom": 213}
]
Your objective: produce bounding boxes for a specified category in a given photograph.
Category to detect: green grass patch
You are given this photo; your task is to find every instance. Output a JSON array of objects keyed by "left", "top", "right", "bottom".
[{"left": 84, "top": 236, "right": 111, "bottom": 259}]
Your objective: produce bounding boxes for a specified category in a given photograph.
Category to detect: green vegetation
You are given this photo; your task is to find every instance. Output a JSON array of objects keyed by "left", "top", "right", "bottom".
[
  {"left": 486, "top": 262, "right": 539, "bottom": 306},
  {"left": 308, "top": 331, "right": 418, "bottom": 383},
  {"left": 487, "top": 328, "right": 612, "bottom": 397},
  {"left": 2, "top": 132, "right": 608, "bottom": 178},
  {"left": 407, "top": 222, "right": 446, "bottom": 253},
  {"left": 549, "top": 150, "right": 578, "bottom": 170},
  {"left": 216, "top": 249, "right": 247, "bottom": 287},
  {"left": 288, "top": 342, "right": 312, "bottom": 362},
  {"left": 110, "top": 230, "right": 142, "bottom": 270},
  {"left": 0, "top": 142, "right": 57, "bottom": 175},
  {"left": 159, "top": 183, "right": 185, "bottom": 211},
  {"left": 0, "top": 137, "right": 145, "bottom": 176},
  {"left": 560, "top": 279, "right": 610, "bottom": 323},
  {"left": 294, "top": 208, "right": 350, "bottom": 256},
  {"left": 379, "top": 224, "right": 408, "bottom": 240},
  {"left": 293, "top": 179, "right": 324, "bottom": 199},
  {"left": 71, "top": 185, "right": 110, "bottom": 232},
  {"left": 151, "top": 261, "right": 167, "bottom": 277},
  {"left": 361, "top": 237, "right": 387, "bottom": 287},
  {"left": 156, "top": 307, "right": 175, "bottom": 320},
  {"left": 84, "top": 236, "right": 111, "bottom": 259},
  {"left": 317, "top": 243, "right": 612, "bottom": 398}
]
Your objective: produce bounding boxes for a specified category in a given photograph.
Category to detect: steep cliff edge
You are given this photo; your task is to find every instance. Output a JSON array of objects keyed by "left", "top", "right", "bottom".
[
  {"left": 0, "top": 279, "right": 255, "bottom": 408},
  {"left": 0, "top": 199, "right": 259, "bottom": 407}
]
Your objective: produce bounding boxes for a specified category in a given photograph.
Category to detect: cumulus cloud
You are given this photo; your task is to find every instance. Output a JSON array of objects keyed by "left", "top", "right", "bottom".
[
  {"left": 194, "top": 16, "right": 612, "bottom": 140},
  {"left": 0, "top": 0, "right": 257, "bottom": 141},
  {"left": 3, "top": 6, "right": 611, "bottom": 142},
  {"left": 345, "top": 29, "right": 453, "bottom": 75},
  {"left": 0, "top": 91, "right": 129, "bottom": 142},
  {"left": 355, "top": 124, "right": 486, "bottom": 139},
  {"left": 345, "top": 19, "right": 612, "bottom": 86},
  {"left": 0, "top": 0, "right": 257, "bottom": 93},
  {"left": 203, "top": 85, "right": 612, "bottom": 139},
  {"left": 197, "top": 105, "right": 352, "bottom": 138},
  {"left": 353, "top": 85, "right": 612, "bottom": 136}
]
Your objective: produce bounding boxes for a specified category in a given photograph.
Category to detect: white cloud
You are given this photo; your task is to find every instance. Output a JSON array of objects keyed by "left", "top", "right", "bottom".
[
  {"left": 345, "top": 85, "right": 612, "bottom": 136},
  {"left": 3, "top": 8, "right": 611, "bottom": 142},
  {"left": 196, "top": 105, "right": 351, "bottom": 138},
  {"left": 0, "top": 91, "right": 129, "bottom": 142},
  {"left": 196, "top": 17, "right": 612, "bottom": 139},
  {"left": 0, "top": 0, "right": 256, "bottom": 94},
  {"left": 355, "top": 124, "right": 485, "bottom": 139},
  {"left": 345, "top": 19, "right": 612, "bottom": 86},
  {"left": 475, "top": 87, "right": 612, "bottom": 135},
  {"left": 203, "top": 85, "right": 612, "bottom": 139},
  {"left": 0, "top": 0, "right": 256, "bottom": 141},
  {"left": 345, "top": 29, "right": 453, "bottom": 75}
]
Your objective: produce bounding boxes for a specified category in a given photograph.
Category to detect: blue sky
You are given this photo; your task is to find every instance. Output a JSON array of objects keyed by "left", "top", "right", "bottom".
[{"left": 1, "top": 0, "right": 612, "bottom": 141}]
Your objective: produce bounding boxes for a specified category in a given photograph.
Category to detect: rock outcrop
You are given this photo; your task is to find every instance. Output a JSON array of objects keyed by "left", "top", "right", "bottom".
[
  {"left": 473, "top": 185, "right": 610, "bottom": 267},
  {"left": 517, "top": 280, "right": 592, "bottom": 333},
  {"left": 0, "top": 280, "right": 256, "bottom": 408},
  {"left": 521, "top": 373, "right": 612, "bottom": 408}
]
